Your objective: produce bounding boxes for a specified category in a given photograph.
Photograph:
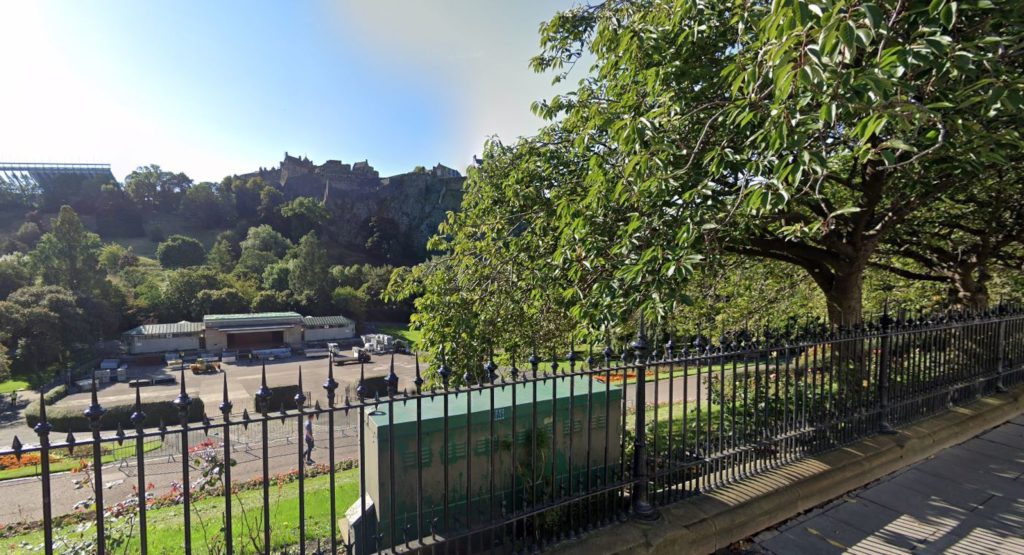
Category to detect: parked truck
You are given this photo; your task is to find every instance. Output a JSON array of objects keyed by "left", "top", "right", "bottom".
[{"left": 328, "top": 343, "right": 372, "bottom": 365}]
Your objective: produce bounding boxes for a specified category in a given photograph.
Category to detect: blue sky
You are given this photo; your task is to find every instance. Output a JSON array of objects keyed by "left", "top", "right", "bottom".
[{"left": 0, "top": 1, "right": 577, "bottom": 181}]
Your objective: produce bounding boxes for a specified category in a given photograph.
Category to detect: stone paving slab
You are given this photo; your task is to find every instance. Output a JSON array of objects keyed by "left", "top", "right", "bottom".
[{"left": 754, "top": 419, "right": 1024, "bottom": 554}]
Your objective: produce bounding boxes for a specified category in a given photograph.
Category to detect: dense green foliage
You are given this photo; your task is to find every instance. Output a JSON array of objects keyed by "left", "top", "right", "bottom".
[
  {"left": 156, "top": 234, "right": 207, "bottom": 268},
  {"left": 387, "top": 0, "right": 1024, "bottom": 379}
]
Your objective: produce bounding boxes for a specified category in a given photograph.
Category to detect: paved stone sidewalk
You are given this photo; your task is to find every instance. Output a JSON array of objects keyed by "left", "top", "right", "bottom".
[{"left": 751, "top": 415, "right": 1024, "bottom": 554}]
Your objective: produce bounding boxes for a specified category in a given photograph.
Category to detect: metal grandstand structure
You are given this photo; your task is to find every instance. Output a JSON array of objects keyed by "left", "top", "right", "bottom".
[{"left": 0, "top": 162, "right": 115, "bottom": 200}]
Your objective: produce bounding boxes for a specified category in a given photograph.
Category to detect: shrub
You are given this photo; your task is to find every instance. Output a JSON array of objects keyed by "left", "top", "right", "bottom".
[
  {"left": 25, "top": 397, "right": 206, "bottom": 433},
  {"left": 22, "top": 384, "right": 68, "bottom": 415},
  {"left": 249, "top": 384, "right": 303, "bottom": 412},
  {"left": 156, "top": 235, "right": 207, "bottom": 268}
]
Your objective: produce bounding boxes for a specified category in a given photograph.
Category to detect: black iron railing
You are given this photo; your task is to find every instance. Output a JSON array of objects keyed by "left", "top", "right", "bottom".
[{"left": 5, "top": 307, "right": 1024, "bottom": 554}]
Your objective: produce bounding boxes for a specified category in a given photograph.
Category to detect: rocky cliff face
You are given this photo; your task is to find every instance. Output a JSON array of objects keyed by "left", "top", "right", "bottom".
[{"left": 244, "top": 154, "right": 465, "bottom": 263}]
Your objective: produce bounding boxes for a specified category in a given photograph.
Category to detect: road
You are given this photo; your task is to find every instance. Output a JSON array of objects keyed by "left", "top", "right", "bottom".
[{"left": 0, "top": 361, "right": 720, "bottom": 525}]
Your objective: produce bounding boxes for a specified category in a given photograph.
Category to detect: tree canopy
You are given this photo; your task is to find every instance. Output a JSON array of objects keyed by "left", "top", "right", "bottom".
[
  {"left": 156, "top": 235, "right": 207, "bottom": 268},
  {"left": 382, "top": 0, "right": 1024, "bottom": 380},
  {"left": 30, "top": 206, "right": 104, "bottom": 294}
]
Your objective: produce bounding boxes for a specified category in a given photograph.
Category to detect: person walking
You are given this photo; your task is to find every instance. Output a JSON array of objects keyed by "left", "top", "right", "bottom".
[{"left": 303, "top": 413, "right": 315, "bottom": 465}]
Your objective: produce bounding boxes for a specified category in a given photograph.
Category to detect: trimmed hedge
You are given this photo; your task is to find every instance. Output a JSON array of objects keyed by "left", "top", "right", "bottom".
[
  {"left": 248, "top": 385, "right": 304, "bottom": 412},
  {"left": 25, "top": 398, "right": 206, "bottom": 433},
  {"left": 22, "top": 385, "right": 68, "bottom": 419}
]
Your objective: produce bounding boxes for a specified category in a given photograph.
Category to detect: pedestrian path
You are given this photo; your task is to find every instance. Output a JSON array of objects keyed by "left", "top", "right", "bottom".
[{"left": 750, "top": 415, "right": 1024, "bottom": 554}]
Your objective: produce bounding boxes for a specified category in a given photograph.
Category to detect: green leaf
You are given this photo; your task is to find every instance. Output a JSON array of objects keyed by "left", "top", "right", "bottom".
[
  {"left": 839, "top": 21, "right": 857, "bottom": 53},
  {"left": 862, "top": 4, "right": 884, "bottom": 29},
  {"left": 939, "top": 3, "right": 957, "bottom": 29},
  {"left": 819, "top": 103, "right": 837, "bottom": 125},
  {"left": 880, "top": 139, "right": 917, "bottom": 152}
]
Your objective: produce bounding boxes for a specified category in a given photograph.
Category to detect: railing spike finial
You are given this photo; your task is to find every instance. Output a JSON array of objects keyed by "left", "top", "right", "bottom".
[
  {"left": 485, "top": 347, "right": 498, "bottom": 383},
  {"left": 172, "top": 365, "right": 192, "bottom": 422},
  {"left": 631, "top": 314, "right": 649, "bottom": 359},
  {"left": 324, "top": 355, "right": 339, "bottom": 406},
  {"left": 34, "top": 390, "right": 51, "bottom": 436},
  {"left": 219, "top": 371, "right": 233, "bottom": 416},
  {"left": 295, "top": 365, "right": 307, "bottom": 409},
  {"left": 83, "top": 372, "right": 105, "bottom": 422},
  {"left": 254, "top": 363, "right": 272, "bottom": 414},
  {"left": 386, "top": 351, "right": 399, "bottom": 395},
  {"left": 130, "top": 383, "right": 147, "bottom": 427},
  {"left": 438, "top": 345, "right": 451, "bottom": 389},
  {"left": 413, "top": 352, "right": 424, "bottom": 392},
  {"left": 510, "top": 352, "right": 519, "bottom": 381}
]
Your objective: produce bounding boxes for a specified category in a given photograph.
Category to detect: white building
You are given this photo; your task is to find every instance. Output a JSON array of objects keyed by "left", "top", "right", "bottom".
[{"left": 121, "top": 321, "right": 203, "bottom": 355}]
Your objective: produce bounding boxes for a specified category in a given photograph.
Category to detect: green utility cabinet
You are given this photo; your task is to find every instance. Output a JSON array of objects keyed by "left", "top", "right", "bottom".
[{"left": 359, "top": 375, "right": 623, "bottom": 548}]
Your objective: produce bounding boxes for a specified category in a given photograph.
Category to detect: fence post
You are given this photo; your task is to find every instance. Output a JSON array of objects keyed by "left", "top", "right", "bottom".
[
  {"left": 996, "top": 307, "right": 1008, "bottom": 393},
  {"left": 877, "top": 306, "right": 896, "bottom": 434},
  {"left": 630, "top": 315, "right": 658, "bottom": 521}
]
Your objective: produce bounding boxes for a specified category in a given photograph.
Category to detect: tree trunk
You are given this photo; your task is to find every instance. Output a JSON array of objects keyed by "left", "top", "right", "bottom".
[
  {"left": 950, "top": 267, "right": 990, "bottom": 311},
  {"left": 824, "top": 269, "right": 865, "bottom": 326}
]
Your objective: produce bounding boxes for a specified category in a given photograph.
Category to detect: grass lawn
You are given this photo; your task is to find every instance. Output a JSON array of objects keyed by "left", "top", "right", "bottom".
[
  {"left": 379, "top": 324, "right": 422, "bottom": 348},
  {"left": 0, "top": 380, "right": 29, "bottom": 394},
  {"left": 7, "top": 467, "right": 361, "bottom": 554},
  {"left": 0, "top": 440, "right": 164, "bottom": 481}
]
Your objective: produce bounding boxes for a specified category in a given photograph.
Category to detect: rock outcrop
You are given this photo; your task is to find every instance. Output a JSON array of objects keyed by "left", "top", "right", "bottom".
[{"left": 240, "top": 154, "right": 465, "bottom": 263}]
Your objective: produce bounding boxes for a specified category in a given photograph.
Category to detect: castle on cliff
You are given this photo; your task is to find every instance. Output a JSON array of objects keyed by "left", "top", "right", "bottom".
[
  {"left": 241, "top": 153, "right": 462, "bottom": 197},
  {"left": 237, "top": 153, "right": 465, "bottom": 263}
]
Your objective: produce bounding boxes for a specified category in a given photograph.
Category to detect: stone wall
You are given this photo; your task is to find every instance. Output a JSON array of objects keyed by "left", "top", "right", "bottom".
[{"left": 256, "top": 154, "right": 465, "bottom": 262}]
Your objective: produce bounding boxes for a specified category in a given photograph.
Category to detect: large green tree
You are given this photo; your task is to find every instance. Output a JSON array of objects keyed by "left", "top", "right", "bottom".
[
  {"left": 160, "top": 267, "right": 226, "bottom": 320},
  {"left": 125, "top": 165, "right": 193, "bottom": 212},
  {"left": 30, "top": 206, "right": 104, "bottom": 294},
  {"left": 288, "top": 233, "right": 332, "bottom": 307},
  {"left": 0, "top": 286, "right": 91, "bottom": 384},
  {"left": 465, "top": 0, "right": 1023, "bottom": 325},
  {"left": 239, "top": 225, "right": 292, "bottom": 258}
]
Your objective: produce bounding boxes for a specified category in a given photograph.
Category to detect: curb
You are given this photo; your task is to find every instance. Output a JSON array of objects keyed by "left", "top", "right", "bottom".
[{"left": 551, "top": 385, "right": 1024, "bottom": 555}]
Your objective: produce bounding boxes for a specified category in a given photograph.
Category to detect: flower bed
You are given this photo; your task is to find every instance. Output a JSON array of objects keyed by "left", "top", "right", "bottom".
[{"left": 0, "top": 453, "right": 60, "bottom": 470}]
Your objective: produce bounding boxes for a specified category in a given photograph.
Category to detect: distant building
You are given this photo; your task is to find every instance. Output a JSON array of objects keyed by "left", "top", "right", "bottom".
[
  {"left": 121, "top": 311, "right": 356, "bottom": 355},
  {"left": 352, "top": 160, "right": 379, "bottom": 178},
  {"left": 122, "top": 321, "right": 204, "bottom": 355},
  {"left": 0, "top": 162, "right": 115, "bottom": 200},
  {"left": 431, "top": 163, "right": 461, "bottom": 178}
]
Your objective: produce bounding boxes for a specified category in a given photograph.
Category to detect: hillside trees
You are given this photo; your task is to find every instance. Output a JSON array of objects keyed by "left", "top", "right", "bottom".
[
  {"left": 289, "top": 233, "right": 332, "bottom": 310},
  {"left": 95, "top": 182, "right": 145, "bottom": 237},
  {"left": 159, "top": 267, "right": 225, "bottom": 321},
  {"left": 156, "top": 235, "right": 207, "bottom": 268},
  {"left": 180, "top": 182, "right": 229, "bottom": 228},
  {"left": 0, "top": 254, "right": 31, "bottom": 299},
  {"left": 125, "top": 165, "right": 193, "bottom": 212},
  {"left": 0, "top": 286, "right": 92, "bottom": 384},
  {"left": 385, "top": 137, "right": 586, "bottom": 377},
  {"left": 280, "top": 197, "right": 330, "bottom": 241},
  {"left": 207, "top": 238, "right": 237, "bottom": 273},
  {"left": 30, "top": 206, "right": 104, "bottom": 294}
]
